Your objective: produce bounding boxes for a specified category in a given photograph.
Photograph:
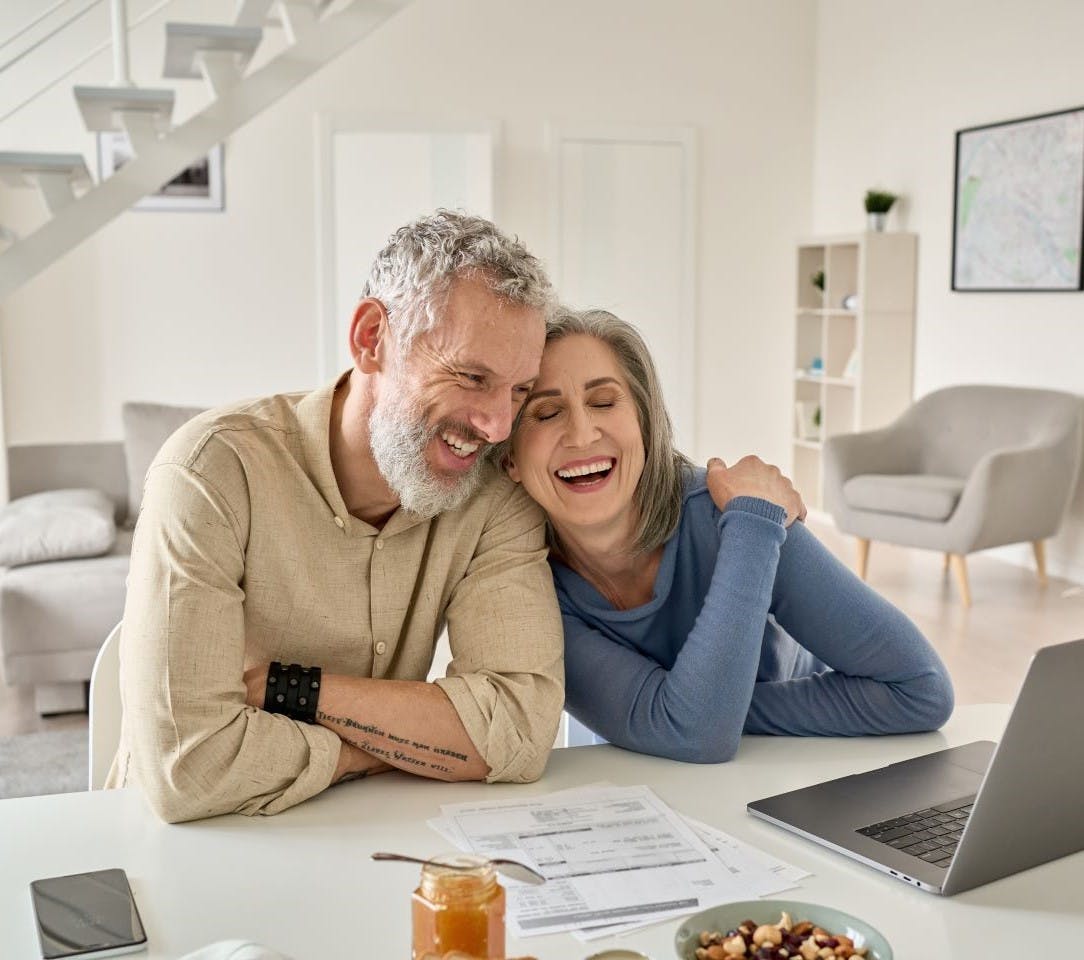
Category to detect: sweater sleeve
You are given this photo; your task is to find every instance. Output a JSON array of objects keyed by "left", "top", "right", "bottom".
[
  {"left": 563, "top": 497, "right": 787, "bottom": 763},
  {"left": 743, "top": 521, "right": 954, "bottom": 737}
]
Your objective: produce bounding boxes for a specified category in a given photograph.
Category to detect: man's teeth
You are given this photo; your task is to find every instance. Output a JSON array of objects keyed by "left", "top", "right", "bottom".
[
  {"left": 441, "top": 431, "right": 480, "bottom": 458},
  {"left": 557, "top": 459, "right": 613, "bottom": 479}
]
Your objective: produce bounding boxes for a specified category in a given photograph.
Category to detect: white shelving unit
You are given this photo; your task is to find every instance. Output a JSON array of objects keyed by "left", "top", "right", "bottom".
[{"left": 791, "top": 232, "right": 918, "bottom": 510}]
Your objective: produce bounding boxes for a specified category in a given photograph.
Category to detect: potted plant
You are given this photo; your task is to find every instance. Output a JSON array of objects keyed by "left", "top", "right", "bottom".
[{"left": 864, "top": 190, "right": 897, "bottom": 231}]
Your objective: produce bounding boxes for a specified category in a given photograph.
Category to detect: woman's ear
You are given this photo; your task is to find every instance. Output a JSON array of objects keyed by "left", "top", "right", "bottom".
[{"left": 504, "top": 453, "right": 521, "bottom": 483}]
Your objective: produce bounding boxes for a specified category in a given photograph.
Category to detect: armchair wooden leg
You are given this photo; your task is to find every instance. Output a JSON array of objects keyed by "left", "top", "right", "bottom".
[
  {"left": 949, "top": 554, "right": 972, "bottom": 607},
  {"left": 856, "top": 538, "right": 870, "bottom": 581},
  {"left": 1032, "top": 540, "right": 1048, "bottom": 585}
]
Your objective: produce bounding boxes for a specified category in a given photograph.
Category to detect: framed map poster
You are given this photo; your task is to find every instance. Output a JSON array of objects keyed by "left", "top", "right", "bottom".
[{"left": 952, "top": 105, "right": 1084, "bottom": 291}]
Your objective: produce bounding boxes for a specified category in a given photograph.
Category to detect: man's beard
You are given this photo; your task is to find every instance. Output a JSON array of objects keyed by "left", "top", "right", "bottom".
[{"left": 368, "top": 388, "right": 490, "bottom": 519}]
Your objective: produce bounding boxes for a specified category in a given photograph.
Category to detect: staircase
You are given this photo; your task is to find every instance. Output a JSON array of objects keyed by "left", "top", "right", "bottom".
[{"left": 0, "top": 0, "right": 411, "bottom": 302}]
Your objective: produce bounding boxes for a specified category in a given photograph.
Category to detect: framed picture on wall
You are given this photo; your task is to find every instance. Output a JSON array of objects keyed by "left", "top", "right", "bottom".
[
  {"left": 951, "top": 104, "right": 1084, "bottom": 291},
  {"left": 97, "top": 132, "right": 225, "bottom": 212}
]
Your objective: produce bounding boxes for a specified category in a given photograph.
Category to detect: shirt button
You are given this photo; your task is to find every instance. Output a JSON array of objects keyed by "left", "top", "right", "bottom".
[
  {"left": 375, "top": 540, "right": 384, "bottom": 550},
  {"left": 375, "top": 641, "right": 387, "bottom": 655},
  {"left": 333, "top": 516, "right": 345, "bottom": 529}
]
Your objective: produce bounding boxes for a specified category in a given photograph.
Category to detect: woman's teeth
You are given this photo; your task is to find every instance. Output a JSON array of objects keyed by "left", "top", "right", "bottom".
[
  {"left": 556, "top": 459, "right": 613, "bottom": 479},
  {"left": 441, "top": 431, "right": 479, "bottom": 458}
]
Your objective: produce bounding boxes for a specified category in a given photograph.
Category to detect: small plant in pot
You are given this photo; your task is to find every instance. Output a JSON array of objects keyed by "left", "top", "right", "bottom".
[{"left": 864, "top": 190, "right": 897, "bottom": 231}]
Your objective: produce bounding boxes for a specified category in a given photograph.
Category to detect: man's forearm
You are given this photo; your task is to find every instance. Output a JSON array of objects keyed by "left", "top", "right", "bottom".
[
  {"left": 332, "top": 740, "right": 395, "bottom": 783},
  {"left": 317, "top": 676, "right": 490, "bottom": 782}
]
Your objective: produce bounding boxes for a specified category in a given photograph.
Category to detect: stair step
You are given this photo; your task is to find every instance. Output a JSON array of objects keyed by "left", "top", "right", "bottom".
[
  {"left": 235, "top": 0, "right": 333, "bottom": 27},
  {"left": 73, "top": 86, "right": 175, "bottom": 134},
  {"left": 0, "top": 152, "right": 91, "bottom": 187},
  {"left": 0, "top": 152, "right": 91, "bottom": 215},
  {"left": 163, "top": 23, "right": 263, "bottom": 80}
]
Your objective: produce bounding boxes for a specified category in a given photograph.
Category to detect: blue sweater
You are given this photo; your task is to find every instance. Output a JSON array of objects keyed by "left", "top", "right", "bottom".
[{"left": 554, "top": 468, "right": 955, "bottom": 762}]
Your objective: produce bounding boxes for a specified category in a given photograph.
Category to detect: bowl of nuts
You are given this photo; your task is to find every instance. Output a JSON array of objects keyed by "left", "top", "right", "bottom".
[{"left": 673, "top": 901, "right": 892, "bottom": 960}]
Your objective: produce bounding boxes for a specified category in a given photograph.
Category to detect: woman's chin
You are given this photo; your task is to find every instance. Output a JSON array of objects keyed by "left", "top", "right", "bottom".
[{"left": 543, "top": 484, "right": 632, "bottom": 537}]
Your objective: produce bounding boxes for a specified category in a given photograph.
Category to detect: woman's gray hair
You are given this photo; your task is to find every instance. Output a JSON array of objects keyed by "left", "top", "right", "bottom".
[
  {"left": 362, "top": 210, "right": 554, "bottom": 349},
  {"left": 539, "top": 308, "right": 692, "bottom": 554}
]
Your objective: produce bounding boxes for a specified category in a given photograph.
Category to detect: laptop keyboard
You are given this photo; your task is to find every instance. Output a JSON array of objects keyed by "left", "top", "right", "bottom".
[{"left": 856, "top": 795, "right": 976, "bottom": 868}]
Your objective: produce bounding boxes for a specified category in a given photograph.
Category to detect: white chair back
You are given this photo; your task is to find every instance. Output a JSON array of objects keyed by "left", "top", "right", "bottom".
[{"left": 88, "top": 621, "right": 123, "bottom": 790}]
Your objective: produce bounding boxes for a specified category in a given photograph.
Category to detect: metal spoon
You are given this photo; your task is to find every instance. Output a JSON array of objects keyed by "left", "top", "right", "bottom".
[{"left": 371, "top": 851, "right": 546, "bottom": 885}]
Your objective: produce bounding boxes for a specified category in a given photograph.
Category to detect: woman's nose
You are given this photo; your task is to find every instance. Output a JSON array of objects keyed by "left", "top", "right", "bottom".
[{"left": 565, "top": 404, "right": 600, "bottom": 447}]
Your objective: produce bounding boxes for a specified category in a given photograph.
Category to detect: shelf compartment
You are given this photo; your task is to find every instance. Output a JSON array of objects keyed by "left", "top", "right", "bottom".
[
  {"left": 825, "top": 243, "right": 859, "bottom": 310},
  {"left": 797, "top": 246, "right": 826, "bottom": 310},
  {"left": 794, "top": 311, "right": 823, "bottom": 376},
  {"left": 825, "top": 312, "right": 858, "bottom": 379},
  {"left": 823, "top": 381, "right": 857, "bottom": 437}
]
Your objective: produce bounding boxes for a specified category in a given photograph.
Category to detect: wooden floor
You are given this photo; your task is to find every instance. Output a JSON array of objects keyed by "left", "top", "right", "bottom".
[{"left": 2, "top": 519, "right": 1081, "bottom": 737}]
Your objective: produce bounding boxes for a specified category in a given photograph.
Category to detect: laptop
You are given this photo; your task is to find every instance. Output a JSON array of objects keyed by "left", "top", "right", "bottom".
[{"left": 747, "top": 637, "right": 1084, "bottom": 895}]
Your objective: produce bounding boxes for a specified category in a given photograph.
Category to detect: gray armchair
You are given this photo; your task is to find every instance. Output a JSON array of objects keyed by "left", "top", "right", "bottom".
[{"left": 824, "top": 385, "right": 1084, "bottom": 606}]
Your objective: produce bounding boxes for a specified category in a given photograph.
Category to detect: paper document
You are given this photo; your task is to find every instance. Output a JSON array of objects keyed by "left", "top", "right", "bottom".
[
  {"left": 685, "top": 817, "right": 810, "bottom": 894},
  {"left": 436, "top": 784, "right": 749, "bottom": 938},
  {"left": 566, "top": 815, "right": 811, "bottom": 943}
]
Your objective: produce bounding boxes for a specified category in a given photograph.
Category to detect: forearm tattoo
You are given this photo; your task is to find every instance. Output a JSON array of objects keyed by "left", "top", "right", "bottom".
[{"left": 317, "top": 710, "right": 470, "bottom": 776}]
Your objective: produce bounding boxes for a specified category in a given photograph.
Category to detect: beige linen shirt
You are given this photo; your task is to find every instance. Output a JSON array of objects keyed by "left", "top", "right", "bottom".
[{"left": 107, "top": 378, "right": 564, "bottom": 822}]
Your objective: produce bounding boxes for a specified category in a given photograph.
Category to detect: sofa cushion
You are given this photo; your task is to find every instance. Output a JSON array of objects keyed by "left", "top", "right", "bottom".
[
  {"left": 0, "top": 489, "right": 116, "bottom": 567},
  {"left": 122, "top": 401, "right": 205, "bottom": 524},
  {"left": 0, "top": 530, "right": 131, "bottom": 685},
  {"left": 842, "top": 474, "right": 966, "bottom": 522}
]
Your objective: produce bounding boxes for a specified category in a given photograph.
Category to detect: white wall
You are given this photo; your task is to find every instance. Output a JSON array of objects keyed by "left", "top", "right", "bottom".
[
  {"left": 812, "top": 0, "right": 1084, "bottom": 582},
  {"left": 0, "top": 0, "right": 816, "bottom": 480}
]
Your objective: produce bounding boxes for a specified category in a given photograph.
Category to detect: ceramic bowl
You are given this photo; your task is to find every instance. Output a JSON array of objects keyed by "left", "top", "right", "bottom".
[{"left": 674, "top": 899, "right": 892, "bottom": 960}]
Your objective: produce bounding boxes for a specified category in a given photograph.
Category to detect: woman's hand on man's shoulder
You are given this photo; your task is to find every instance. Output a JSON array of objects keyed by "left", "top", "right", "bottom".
[{"left": 706, "top": 455, "right": 807, "bottom": 527}]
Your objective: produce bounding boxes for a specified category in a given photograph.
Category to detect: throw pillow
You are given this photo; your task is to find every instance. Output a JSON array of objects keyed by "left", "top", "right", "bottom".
[
  {"left": 122, "top": 402, "right": 205, "bottom": 524},
  {"left": 0, "top": 488, "right": 117, "bottom": 567}
]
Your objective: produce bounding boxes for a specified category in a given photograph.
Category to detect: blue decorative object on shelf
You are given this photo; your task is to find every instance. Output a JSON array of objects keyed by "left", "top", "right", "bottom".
[{"left": 809, "top": 356, "right": 824, "bottom": 375}]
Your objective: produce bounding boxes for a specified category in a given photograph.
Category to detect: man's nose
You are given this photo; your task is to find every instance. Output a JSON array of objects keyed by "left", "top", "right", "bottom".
[{"left": 468, "top": 390, "right": 516, "bottom": 444}]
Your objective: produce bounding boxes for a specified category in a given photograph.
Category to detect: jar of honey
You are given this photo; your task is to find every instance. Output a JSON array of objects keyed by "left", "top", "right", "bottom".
[{"left": 412, "top": 854, "right": 506, "bottom": 959}]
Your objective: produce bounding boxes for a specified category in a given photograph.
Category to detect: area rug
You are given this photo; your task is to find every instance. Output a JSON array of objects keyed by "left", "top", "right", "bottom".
[{"left": 0, "top": 728, "right": 87, "bottom": 799}]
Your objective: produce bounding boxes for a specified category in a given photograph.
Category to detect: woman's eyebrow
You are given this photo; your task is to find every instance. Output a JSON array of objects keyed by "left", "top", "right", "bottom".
[
  {"left": 528, "top": 376, "right": 620, "bottom": 401},
  {"left": 526, "top": 387, "right": 561, "bottom": 400}
]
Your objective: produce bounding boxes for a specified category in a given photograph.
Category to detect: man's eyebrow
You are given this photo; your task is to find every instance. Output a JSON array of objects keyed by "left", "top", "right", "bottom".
[{"left": 451, "top": 360, "right": 497, "bottom": 376}]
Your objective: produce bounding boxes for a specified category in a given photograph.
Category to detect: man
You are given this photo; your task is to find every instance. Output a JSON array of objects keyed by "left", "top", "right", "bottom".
[{"left": 108, "top": 211, "right": 565, "bottom": 823}]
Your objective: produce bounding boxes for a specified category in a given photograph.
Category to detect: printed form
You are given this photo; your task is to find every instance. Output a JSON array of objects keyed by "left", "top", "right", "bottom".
[{"left": 434, "top": 785, "right": 756, "bottom": 938}]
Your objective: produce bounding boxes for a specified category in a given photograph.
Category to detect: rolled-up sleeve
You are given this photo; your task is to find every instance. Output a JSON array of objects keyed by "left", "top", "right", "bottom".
[
  {"left": 118, "top": 441, "right": 340, "bottom": 823},
  {"left": 435, "top": 486, "right": 564, "bottom": 784}
]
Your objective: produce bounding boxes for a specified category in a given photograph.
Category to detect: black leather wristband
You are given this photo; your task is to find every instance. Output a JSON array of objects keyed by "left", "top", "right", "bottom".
[{"left": 264, "top": 661, "right": 321, "bottom": 724}]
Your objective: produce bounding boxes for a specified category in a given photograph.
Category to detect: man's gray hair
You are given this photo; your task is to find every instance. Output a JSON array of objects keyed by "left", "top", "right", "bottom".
[
  {"left": 539, "top": 308, "right": 692, "bottom": 554},
  {"left": 362, "top": 210, "right": 554, "bottom": 348}
]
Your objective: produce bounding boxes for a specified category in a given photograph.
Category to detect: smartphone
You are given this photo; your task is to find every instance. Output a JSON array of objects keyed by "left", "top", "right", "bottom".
[{"left": 29, "top": 869, "right": 148, "bottom": 959}]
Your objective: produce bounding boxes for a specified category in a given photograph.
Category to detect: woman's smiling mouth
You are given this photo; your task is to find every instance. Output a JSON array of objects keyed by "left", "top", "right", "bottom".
[{"left": 555, "top": 457, "right": 616, "bottom": 489}]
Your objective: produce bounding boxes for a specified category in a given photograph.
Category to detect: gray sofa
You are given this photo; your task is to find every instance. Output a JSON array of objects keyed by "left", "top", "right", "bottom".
[{"left": 0, "top": 403, "right": 203, "bottom": 714}]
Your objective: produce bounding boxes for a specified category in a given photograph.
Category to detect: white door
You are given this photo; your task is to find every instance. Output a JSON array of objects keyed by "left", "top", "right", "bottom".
[{"left": 550, "top": 125, "right": 698, "bottom": 453}]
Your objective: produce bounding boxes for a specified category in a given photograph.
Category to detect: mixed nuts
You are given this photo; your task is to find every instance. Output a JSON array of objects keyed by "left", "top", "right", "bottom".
[{"left": 693, "top": 911, "right": 870, "bottom": 960}]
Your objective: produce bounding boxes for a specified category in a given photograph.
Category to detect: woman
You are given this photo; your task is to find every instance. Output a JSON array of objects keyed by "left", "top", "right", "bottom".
[{"left": 504, "top": 309, "right": 954, "bottom": 762}]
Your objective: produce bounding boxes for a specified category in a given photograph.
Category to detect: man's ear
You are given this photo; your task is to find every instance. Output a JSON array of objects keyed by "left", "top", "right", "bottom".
[{"left": 349, "top": 299, "right": 390, "bottom": 373}]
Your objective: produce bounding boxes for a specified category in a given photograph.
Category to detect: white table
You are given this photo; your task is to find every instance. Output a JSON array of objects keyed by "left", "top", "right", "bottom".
[{"left": 2, "top": 704, "right": 1081, "bottom": 959}]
